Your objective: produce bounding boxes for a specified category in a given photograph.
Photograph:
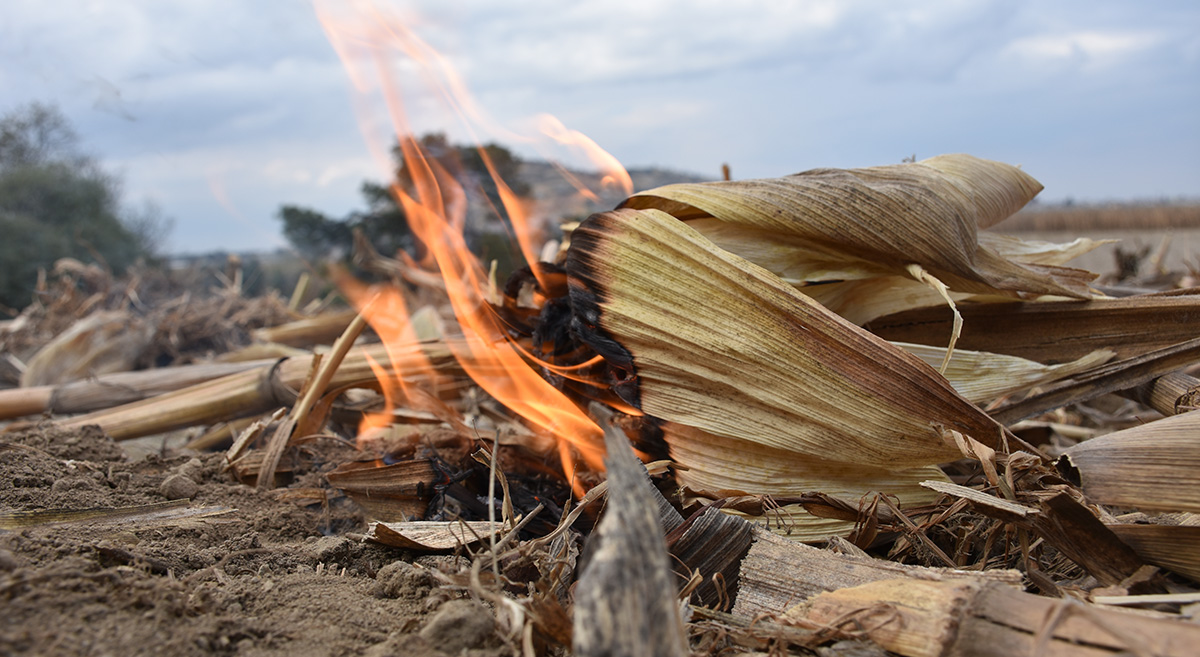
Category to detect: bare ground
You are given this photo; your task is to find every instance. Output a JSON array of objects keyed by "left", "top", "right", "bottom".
[{"left": 0, "top": 425, "right": 515, "bottom": 657}]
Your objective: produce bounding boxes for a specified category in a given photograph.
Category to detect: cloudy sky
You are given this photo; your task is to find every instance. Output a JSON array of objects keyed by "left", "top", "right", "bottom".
[{"left": 3, "top": 0, "right": 1197, "bottom": 254}]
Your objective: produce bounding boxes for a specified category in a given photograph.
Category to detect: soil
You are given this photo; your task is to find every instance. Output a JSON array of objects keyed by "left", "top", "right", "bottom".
[{"left": 0, "top": 425, "right": 516, "bottom": 657}]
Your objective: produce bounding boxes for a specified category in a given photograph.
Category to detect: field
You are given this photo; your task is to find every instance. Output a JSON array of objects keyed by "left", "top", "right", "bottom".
[{"left": 996, "top": 201, "right": 1200, "bottom": 279}]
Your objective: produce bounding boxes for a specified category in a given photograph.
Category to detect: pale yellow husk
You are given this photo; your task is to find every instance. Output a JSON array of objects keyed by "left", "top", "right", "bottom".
[
  {"left": 567, "top": 207, "right": 1008, "bottom": 469},
  {"left": 896, "top": 344, "right": 1115, "bottom": 404},
  {"left": 667, "top": 423, "right": 947, "bottom": 541},
  {"left": 623, "top": 154, "right": 1098, "bottom": 300},
  {"left": 797, "top": 231, "right": 1109, "bottom": 326}
]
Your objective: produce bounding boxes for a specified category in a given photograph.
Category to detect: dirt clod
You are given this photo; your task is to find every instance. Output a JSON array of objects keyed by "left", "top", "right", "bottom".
[
  {"left": 373, "top": 559, "right": 441, "bottom": 601},
  {"left": 418, "top": 598, "right": 499, "bottom": 653},
  {"left": 159, "top": 473, "right": 199, "bottom": 499}
]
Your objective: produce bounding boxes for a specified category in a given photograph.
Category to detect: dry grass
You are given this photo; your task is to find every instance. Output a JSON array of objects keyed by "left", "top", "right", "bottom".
[{"left": 1003, "top": 201, "right": 1200, "bottom": 232}]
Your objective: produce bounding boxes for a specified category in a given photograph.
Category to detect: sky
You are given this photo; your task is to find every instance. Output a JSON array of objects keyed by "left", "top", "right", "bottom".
[{"left": 2, "top": 0, "right": 1197, "bottom": 255}]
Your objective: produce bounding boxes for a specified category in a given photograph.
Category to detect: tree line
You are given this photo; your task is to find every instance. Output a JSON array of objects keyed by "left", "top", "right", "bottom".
[{"left": 0, "top": 103, "right": 167, "bottom": 310}]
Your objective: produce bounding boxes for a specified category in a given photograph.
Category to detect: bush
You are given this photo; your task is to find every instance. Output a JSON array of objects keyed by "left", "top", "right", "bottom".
[{"left": 0, "top": 102, "right": 169, "bottom": 310}]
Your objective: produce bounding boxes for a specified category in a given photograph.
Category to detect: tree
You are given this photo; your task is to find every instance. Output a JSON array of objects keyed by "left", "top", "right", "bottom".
[
  {"left": 277, "top": 133, "right": 528, "bottom": 276},
  {"left": 0, "top": 103, "right": 169, "bottom": 309}
]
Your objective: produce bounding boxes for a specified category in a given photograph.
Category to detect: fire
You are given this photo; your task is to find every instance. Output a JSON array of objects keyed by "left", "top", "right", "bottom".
[{"left": 315, "top": 1, "right": 628, "bottom": 485}]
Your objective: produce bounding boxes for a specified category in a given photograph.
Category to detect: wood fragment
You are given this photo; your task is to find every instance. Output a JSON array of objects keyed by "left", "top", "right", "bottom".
[
  {"left": 924, "top": 483, "right": 1145, "bottom": 585},
  {"left": 325, "top": 460, "right": 436, "bottom": 521},
  {"left": 365, "top": 520, "right": 501, "bottom": 551},
  {"left": 1027, "top": 492, "right": 1145, "bottom": 587},
  {"left": 664, "top": 504, "right": 753, "bottom": 609},
  {"left": 572, "top": 416, "right": 687, "bottom": 657},
  {"left": 795, "top": 578, "right": 1200, "bottom": 657},
  {"left": 920, "top": 480, "right": 1034, "bottom": 521}
]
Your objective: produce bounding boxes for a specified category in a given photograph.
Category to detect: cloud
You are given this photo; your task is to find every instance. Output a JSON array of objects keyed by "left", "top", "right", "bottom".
[
  {"left": 2, "top": 0, "right": 1197, "bottom": 254},
  {"left": 1005, "top": 30, "right": 1162, "bottom": 64}
]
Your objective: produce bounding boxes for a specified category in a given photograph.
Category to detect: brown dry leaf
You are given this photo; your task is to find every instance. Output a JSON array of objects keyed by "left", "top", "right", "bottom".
[
  {"left": 325, "top": 460, "right": 436, "bottom": 521},
  {"left": 566, "top": 207, "right": 1011, "bottom": 469},
  {"left": 1107, "top": 523, "right": 1200, "bottom": 582},
  {"left": 622, "top": 154, "right": 1097, "bottom": 299},
  {"left": 1061, "top": 411, "right": 1200, "bottom": 513},
  {"left": 365, "top": 520, "right": 500, "bottom": 551}
]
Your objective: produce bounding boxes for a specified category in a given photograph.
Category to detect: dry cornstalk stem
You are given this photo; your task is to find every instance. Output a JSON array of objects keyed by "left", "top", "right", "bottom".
[
  {"left": 642, "top": 479, "right": 1197, "bottom": 657},
  {"left": 868, "top": 293, "right": 1200, "bottom": 363},
  {"left": 44, "top": 339, "right": 471, "bottom": 441},
  {"left": 792, "top": 577, "right": 1199, "bottom": 657},
  {"left": 1122, "top": 371, "right": 1200, "bottom": 416},
  {"left": 0, "top": 359, "right": 277, "bottom": 420},
  {"left": 257, "top": 308, "right": 371, "bottom": 490},
  {"left": 251, "top": 309, "right": 360, "bottom": 347}
]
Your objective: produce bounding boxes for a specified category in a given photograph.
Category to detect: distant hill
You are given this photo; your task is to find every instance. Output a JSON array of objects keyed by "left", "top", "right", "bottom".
[{"left": 519, "top": 160, "right": 712, "bottom": 223}]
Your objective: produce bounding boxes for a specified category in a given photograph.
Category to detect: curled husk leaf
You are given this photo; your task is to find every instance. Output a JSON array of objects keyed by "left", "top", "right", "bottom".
[
  {"left": 667, "top": 423, "right": 946, "bottom": 540},
  {"left": 566, "top": 207, "right": 1009, "bottom": 469},
  {"left": 622, "top": 154, "right": 1097, "bottom": 299},
  {"left": 897, "top": 344, "right": 1115, "bottom": 405},
  {"left": 1061, "top": 412, "right": 1200, "bottom": 513}
]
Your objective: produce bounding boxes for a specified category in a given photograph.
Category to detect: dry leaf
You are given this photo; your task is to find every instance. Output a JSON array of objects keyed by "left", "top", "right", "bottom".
[
  {"left": 623, "top": 154, "right": 1096, "bottom": 299},
  {"left": 566, "top": 207, "right": 1011, "bottom": 469},
  {"left": 1061, "top": 412, "right": 1200, "bottom": 513}
]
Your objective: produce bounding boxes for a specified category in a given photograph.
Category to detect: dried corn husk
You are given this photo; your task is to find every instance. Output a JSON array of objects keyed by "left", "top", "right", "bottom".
[
  {"left": 1061, "top": 412, "right": 1200, "bottom": 513},
  {"left": 897, "top": 344, "right": 1114, "bottom": 404},
  {"left": 21, "top": 310, "right": 154, "bottom": 386},
  {"left": 667, "top": 423, "right": 946, "bottom": 541},
  {"left": 870, "top": 293, "right": 1200, "bottom": 363},
  {"left": 566, "top": 207, "right": 1010, "bottom": 469},
  {"left": 1107, "top": 523, "right": 1200, "bottom": 581},
  {"left": 978, "top": 232, "right": 1112, "bottom": 267},
  {"left": 622, "top": 154, "right": 1096, "bottom": 299},
  {"left": 799, "top": 230, "right": 1108, "bottom": 327}
]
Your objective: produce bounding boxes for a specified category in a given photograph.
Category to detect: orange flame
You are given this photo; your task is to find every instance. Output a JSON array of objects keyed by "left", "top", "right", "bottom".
[{"left": 316, "top": 1, "right": 626, "bottom": 485}]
